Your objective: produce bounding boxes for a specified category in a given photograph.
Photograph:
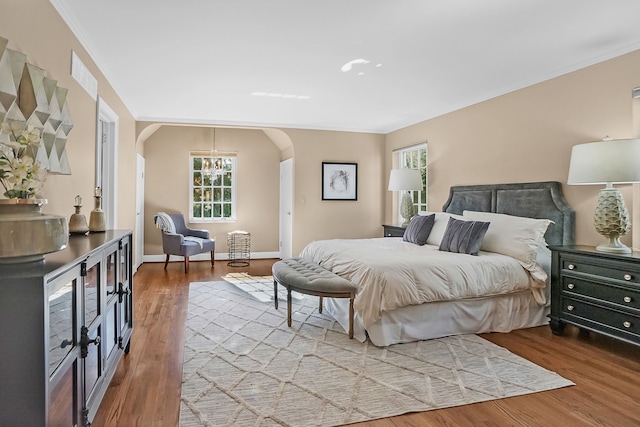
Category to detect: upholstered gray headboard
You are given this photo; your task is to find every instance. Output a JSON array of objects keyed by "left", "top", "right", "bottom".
[{"left": 442, "top": 181, "right": 575, "bottom": 246}]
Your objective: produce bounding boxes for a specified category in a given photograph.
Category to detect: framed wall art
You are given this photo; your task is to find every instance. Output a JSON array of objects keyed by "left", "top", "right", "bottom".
[{"left": 322, "top": 162, "right": 357, "bottom": 201}]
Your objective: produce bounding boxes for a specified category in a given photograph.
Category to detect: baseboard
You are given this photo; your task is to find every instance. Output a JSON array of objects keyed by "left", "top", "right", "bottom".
[{"left": 143, "top": 251, "right": 280, "bottom": 263}]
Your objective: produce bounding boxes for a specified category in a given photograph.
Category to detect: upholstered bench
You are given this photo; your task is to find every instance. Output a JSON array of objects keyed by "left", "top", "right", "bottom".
[{"left": 272, "top": 257, "right": 357, "bottom": 338}]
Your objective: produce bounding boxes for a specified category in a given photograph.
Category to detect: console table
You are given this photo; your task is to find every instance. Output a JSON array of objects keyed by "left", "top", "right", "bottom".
[
  {"left": 550, "top": 245, "right": 640, "bottom": 347},
  {"left": 0, "top": 230, "right": 133, "bottom": 427}
]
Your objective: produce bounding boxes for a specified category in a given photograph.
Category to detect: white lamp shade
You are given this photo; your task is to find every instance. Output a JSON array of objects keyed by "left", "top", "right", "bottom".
[
  {"left": 388, "top": 168, "right": 422, "bottom": 191},
  {"left": 568, "top": 139, "right": 640, "bottom": 185}
]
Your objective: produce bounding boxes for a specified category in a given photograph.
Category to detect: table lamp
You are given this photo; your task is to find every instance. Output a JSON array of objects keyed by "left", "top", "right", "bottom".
[
  {"left": 567, "top": 138, "right": 640, "bottom": 253},
  {"left": 388, "top": 168, "right": 422, "bottom": 226}
]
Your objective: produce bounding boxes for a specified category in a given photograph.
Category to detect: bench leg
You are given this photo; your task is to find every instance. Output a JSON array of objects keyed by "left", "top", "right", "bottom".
[
  {"left": 164, "top": 254, "right": 170, "bottom": 269},
  {"left": 318, "top": 296, "right": 323, "bottom": 313},
  {"left": 349, "top": 296, "right": 354, "bottom": 339},
  {"left": 287, "top": 288, "right": 292, "bottom": 327},
  {"left": 273, "top": 280, "right": 278, "bottom": 309}
]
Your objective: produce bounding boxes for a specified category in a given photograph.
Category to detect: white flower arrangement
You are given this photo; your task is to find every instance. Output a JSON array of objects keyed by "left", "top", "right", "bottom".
[{"left": 0, "top": 121, "right": 47, "bottom": 199}]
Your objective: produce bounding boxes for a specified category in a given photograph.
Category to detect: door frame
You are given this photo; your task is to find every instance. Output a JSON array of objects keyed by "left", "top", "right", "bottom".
[
  {"left": 96, "top": 97, "right": 119, "bottom": 229},
  {"left": 279, "top": 158, "right": 293, "bottom": 259}
]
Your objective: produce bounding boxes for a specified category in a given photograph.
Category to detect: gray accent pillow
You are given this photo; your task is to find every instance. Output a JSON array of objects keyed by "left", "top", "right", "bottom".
[
  {"left": 439, "top": 217, "right": 490, "bottom": 255},
  {"left": 403, "top": 214, "right": 435, "bottom": 245}
]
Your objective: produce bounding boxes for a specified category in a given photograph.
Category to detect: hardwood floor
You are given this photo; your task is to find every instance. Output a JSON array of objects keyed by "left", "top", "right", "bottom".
[{"left": 93, "top": 259, "right": 640, "bottom": 427}]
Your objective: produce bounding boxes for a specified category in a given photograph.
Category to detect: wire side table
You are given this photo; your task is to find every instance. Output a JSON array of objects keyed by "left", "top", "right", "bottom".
[{"left": 227, "top": 230, "right": 250, "bottom": 267}]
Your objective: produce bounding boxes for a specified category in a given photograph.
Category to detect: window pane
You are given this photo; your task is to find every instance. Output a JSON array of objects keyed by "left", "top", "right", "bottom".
[
  {"left": 213, "top": 203, "right": 221, "bottom": 217},
  {"left": 213, "top": 187, "right": 221, "bottom": 202},
  {"left": 223, "top": 173, "right": 232, "bottom": 186},
  {"left": 193, "top": 172, "right": 202, "bottom": 186},
  {"left": 193, "top": 157, "right": 202, "bottom": 170},
  {"left": 223, "top": 203, "right": 232, "bottom": 217},
  {"left": 193, "top": 204, "right": 201, "bottom": 218},
  {"left": 223, "top": 188, "right": 231, "bottom": 202},
  {"left": 203, "top": 174, "right": 212, "bottom": 186},
  {"left": 203, "top": 203, "right": 212, "bottom": 217},
  {"left": 193, "top": 188, "right": 202, "bottom": 202},
  {"left": 203, "top": 188, "right": 212, "bottom": 202}
]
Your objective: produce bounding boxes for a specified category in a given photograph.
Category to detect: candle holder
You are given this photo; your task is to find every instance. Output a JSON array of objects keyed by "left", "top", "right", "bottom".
[
  {"left": 69, "top": 195, "right": 89, "bottom": 235},
  {"left": 89, "top": 187, "right": 106, "bottom": 232}
]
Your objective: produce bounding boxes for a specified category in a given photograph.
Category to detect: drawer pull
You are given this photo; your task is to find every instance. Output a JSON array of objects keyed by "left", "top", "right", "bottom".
[
  {"left": 624, "top": 296, "right": 632, "bottom": 303},
  {"left": 567, "top": 264, "right": 575, "bottom": 270},
  {"left": 624, "top": 274, "right": 632, "bottom": 281},
  {"left": 567, "top": 283, "right": 575, "bottom": 290},
  {"left": 567, "top": 305, "right": 574, "bottom": 311},
  {"left": 623, "top": 321, "right": 632, "bottom": 328}
]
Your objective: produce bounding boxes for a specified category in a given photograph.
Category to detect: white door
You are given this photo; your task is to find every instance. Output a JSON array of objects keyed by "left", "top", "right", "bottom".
[
  {"left": 96, "top": 97, "right": 119, "bottom": 228},
  {"left": 135, "top": 154, "right": 145, "bottom": 270},
  {"left": 279, "top": 158, "right": 293, "bottom": 259}
]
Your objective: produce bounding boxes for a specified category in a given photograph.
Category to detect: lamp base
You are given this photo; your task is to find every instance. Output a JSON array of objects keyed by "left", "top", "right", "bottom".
[
  {"left": 596, "top": 236, "right": 632, "bottom": 254},
  {"left": 593, "top": 187, "right": 632, "bottom": 254},
  {"left": 400, "top": 192, "right": 415, "bottom": 226}
]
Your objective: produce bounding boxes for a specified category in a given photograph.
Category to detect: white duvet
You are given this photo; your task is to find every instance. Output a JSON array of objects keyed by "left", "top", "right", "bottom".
[{"left": 300, "top": 237, "right": 546, "bottom": 328}]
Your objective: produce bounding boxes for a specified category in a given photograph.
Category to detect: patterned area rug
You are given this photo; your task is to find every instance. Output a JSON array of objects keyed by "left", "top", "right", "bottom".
[
  {"left": 223, "top": 272, "right": 304, "bottom": 303},
  {"left": 180, "top": 280, "right": 573, "bottom": 427}
]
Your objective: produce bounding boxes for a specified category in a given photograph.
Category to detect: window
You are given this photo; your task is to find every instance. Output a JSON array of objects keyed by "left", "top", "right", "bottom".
[
  {"left": 397, "top": 143, "right": 428, "bottom": 214},
  {"left": 189, "top": 154, "right": 237, "bottom": 221}
]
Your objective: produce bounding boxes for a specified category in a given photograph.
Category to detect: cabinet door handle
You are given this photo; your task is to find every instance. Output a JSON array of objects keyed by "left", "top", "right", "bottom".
[
  {"left": 624, "top": 296, "right": 632, "bottom": 303},
  {"left": 624, "top": 274, "right": 632, "bottom": 281},
  {"left": 623, "top": 321, "right": 632, "bottom": 328},
  {"left": 567, "top": 264, "right": 575, "bottom": 270},
  {"left": 567, "top": 283, "right": 575, "bottom": 290},
  {"left": 567, "top": 305, "right": 574, "bottom": 311}
]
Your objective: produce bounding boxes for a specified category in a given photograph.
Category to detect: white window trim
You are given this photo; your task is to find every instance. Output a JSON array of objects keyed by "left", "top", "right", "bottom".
[
  {"left": 396, "top": 143, "right": 428, "bottom": 219},
  {"left": 189, "top": 153, "right": 237, "bottom": 223}
]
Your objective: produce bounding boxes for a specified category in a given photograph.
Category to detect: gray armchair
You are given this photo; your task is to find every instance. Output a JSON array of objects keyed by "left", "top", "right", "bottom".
[{"left": 154, "top": 213, "right": 215, "bottom": 273}]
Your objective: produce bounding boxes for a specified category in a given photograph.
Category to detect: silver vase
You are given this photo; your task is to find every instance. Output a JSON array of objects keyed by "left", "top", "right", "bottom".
[{"left": 0, "top": 199, "right": 69, "bottom": 263}]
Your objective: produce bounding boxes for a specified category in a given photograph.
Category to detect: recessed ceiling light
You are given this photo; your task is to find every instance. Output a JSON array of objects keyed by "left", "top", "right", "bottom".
[{"left": 251, "top": 92, "right": 310, "bottom": 100}]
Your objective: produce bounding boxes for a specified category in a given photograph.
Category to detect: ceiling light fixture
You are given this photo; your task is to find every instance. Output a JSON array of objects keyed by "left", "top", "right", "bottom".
[{"left": 202, "top": 127, "right": 224, "bottom": 178}]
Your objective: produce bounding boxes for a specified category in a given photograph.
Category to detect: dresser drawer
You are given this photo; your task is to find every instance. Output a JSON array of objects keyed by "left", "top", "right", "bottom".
[
  {"left": 561, "top": 254, "right": 640, "bottom": 285},
  {"left": 561, "top": 297, "right": 640, "bottom": 336},
  {"left": 561, "top": 276, "right": 640, "bottom": 311}
]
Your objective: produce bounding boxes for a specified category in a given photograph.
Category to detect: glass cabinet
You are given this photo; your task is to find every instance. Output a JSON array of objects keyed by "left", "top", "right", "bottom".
[{"left": 0, "top": 230, "right": 133, "bottom": 427}]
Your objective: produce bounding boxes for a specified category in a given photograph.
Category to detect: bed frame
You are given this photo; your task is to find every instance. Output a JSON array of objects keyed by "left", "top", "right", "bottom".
[
  {"left": 442, "top": 181, "right": 575, "bottom": 246},
  {"left": 325, "top": 181, "right": 576, "bottom": 346}
]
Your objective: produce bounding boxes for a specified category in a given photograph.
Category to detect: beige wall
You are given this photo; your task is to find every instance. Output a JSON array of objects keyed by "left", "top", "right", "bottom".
[
  {"left": 142, "top": 126, "right": 385, "bottom": 257},
  {"left": 1, "top": 0, "right": 138, "bottom": 248},
  {"left": 386, "top": 50, "right": 640, "bottom": 247},
  {"left": 282, "top": 129, "right": 385, "bottom": 255},
  {"left": 143, "top": 126, "right": 281, "bottom": 255}
]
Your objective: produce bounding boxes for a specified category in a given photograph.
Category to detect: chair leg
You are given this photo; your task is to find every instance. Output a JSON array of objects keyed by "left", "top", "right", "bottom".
[
  {"left": 210, "top": 250, "right": 215, "bottom": 267},
  {"left": 184, "top": 256, "right": 189, "bottom": 274},
  {"left": 164, "top": 254, "right": 170, "bottom": 269},
  {"left": 318, "top": 296, "right": 323, "bottom": 313}
]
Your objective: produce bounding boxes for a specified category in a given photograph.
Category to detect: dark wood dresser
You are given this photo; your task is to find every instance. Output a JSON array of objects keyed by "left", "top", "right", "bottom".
[{"left": 550, "top": 245, "right": 640, "bottom": 347}]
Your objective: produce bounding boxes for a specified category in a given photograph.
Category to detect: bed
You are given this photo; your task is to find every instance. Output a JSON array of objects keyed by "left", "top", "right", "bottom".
[{"left": 300, "top": 181, "right": 575, "bottom": 346}]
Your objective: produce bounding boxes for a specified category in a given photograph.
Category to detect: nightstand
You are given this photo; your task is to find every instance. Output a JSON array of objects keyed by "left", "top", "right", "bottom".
[
  {"left": 549, "top": 245, "right": 640, "bottom": 347},
  {"left": 382, "top": 224, "right": 406, "bottom": 237}
]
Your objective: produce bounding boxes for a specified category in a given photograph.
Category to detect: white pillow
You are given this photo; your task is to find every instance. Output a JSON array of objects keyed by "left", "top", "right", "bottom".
[
  {"left": 462, "top": 210, "right": 553, "bottom": 276},
  {"left": 418, "top": 211, "right": 464, "bottom": 246}
]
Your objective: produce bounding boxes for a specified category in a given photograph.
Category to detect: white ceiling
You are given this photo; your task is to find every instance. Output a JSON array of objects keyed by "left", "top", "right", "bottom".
[{"left": 51, "top": 0, "right": 640, "bottom": 134}]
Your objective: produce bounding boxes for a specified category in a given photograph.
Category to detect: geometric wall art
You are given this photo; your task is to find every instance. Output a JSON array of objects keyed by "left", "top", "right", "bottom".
[{"left": 0, "top": 36, "right": 73, "bottom": 174}]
